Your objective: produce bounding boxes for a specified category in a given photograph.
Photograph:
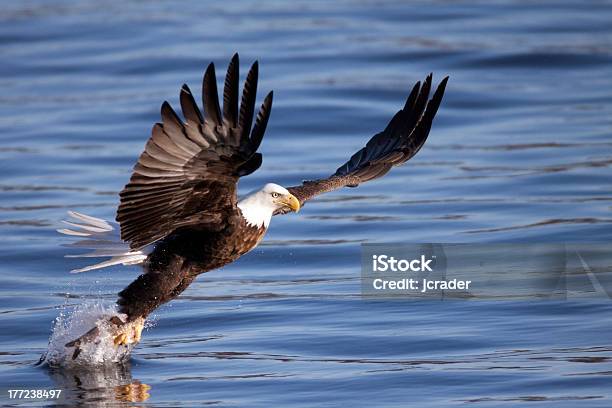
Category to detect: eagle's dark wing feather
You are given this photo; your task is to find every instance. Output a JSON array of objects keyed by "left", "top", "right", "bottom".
[
  {"left": 284, "top": 75, "right": 447, "bottom": 208},
  {"left": 117, "top": 54, "right": 273, "bottom": 249}
]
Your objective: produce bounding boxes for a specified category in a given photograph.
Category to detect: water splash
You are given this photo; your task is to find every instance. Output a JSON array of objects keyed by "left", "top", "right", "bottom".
[{"left": 41, "top": 302, "right": 136, "bottom": 367}]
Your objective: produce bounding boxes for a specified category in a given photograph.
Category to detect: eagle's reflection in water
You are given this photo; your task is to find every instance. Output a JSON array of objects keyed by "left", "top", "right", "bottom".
[{"left": 44, "top": 363, "right": 150, "bottom": 406}]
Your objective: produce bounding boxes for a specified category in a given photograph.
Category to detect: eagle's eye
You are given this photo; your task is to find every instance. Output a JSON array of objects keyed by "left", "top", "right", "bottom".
[{"left": 271, "top": 192, "right": 280, "bottom": 198}]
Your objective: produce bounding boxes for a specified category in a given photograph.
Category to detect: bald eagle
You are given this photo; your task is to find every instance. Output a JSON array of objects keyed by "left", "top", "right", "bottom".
[{"left": 59, "top": 54, "right": 447, "bottom": 357}]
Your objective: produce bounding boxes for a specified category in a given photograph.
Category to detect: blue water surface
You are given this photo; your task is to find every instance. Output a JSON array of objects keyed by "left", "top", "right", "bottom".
[{"left": 1, "top": 0, "right": 612, "bottom": 406}]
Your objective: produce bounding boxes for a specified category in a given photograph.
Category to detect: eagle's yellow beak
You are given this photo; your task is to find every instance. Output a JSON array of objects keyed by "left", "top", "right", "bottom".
[{"left": 282, "top": 193, "right": 301, "bottom": 213}]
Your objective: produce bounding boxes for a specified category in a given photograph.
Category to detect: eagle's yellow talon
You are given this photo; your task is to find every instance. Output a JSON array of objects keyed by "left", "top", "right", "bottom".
[
  {"left": 114, "top": 333, "right": 127, "bottom": 346},
  {"left": 112, "top": 317, "right": 144, "bottom": 347},
  {"left": 133, "top": 324, "right": 143, "bottom": 343}
]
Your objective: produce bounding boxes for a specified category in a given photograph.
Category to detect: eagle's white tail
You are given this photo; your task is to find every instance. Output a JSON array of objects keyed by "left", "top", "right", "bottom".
[{"left": 58, "top": 211, "right": 147, "bottom": 273}]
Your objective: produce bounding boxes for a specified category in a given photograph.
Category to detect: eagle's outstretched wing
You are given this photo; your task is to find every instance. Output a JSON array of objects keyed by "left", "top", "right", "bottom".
[
  {"left": 283, "top": 75, "right": 447, "bottom": 210},
  {"left": 117, "top": 54, "right": 273, "bottom": 249}
]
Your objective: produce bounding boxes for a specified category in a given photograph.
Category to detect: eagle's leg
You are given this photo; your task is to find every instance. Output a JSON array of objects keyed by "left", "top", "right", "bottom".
[
  {"left": 113, "top": 256, "right": 198, "bottom": 348},
  {"left": 65, "top": 252, "right": 197, "bottom": 358}
]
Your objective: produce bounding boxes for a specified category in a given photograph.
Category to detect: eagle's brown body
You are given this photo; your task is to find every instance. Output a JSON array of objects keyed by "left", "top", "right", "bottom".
[{"left": 118, "top": 217, "right": 266, "bottom": 321}]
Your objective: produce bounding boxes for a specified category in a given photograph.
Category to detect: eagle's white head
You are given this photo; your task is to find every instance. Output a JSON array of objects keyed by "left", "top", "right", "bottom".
[{"left": 237, "top": 183, "right": 300, "bottom": 228}]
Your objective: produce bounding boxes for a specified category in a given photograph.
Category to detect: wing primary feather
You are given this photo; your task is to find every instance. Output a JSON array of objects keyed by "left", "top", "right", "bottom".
[
  {"left": 414, "top": 75, "right": 432, "bottom": 117},
  {"left": 397, "top": 75, "right": 448, "bottom": 164},
  {"left": 416, "top": 76, "right": 448, "bottom": 137},
  {"left": 382, "top": 81, "right": 420, "bottom": 136},
  {"left": 239, "top": 61, "right": 258, "bottom": 144},
  {"left": 426, "top": 76, "right": 449, "bottom": 118},
  {"left": 160, "top": 101, "right": 184, "bottom": 128},
  {"left": 249, "top": 91, "right": 273, "bottom": 152},
  {"left": 403, "top": 81, "right": 421, "bottom": 112},
  {"left": 400, "top": 74, "right": 431, "bottom": 136},
  {"left": 202, "top": 62, "right": 222, "bottom": 125},
  {"left": 180, "top": 84, "right": 204, "bottom": 124},
  {"left": 223, "top": 53, "right": 239, "bottom": 127}
]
